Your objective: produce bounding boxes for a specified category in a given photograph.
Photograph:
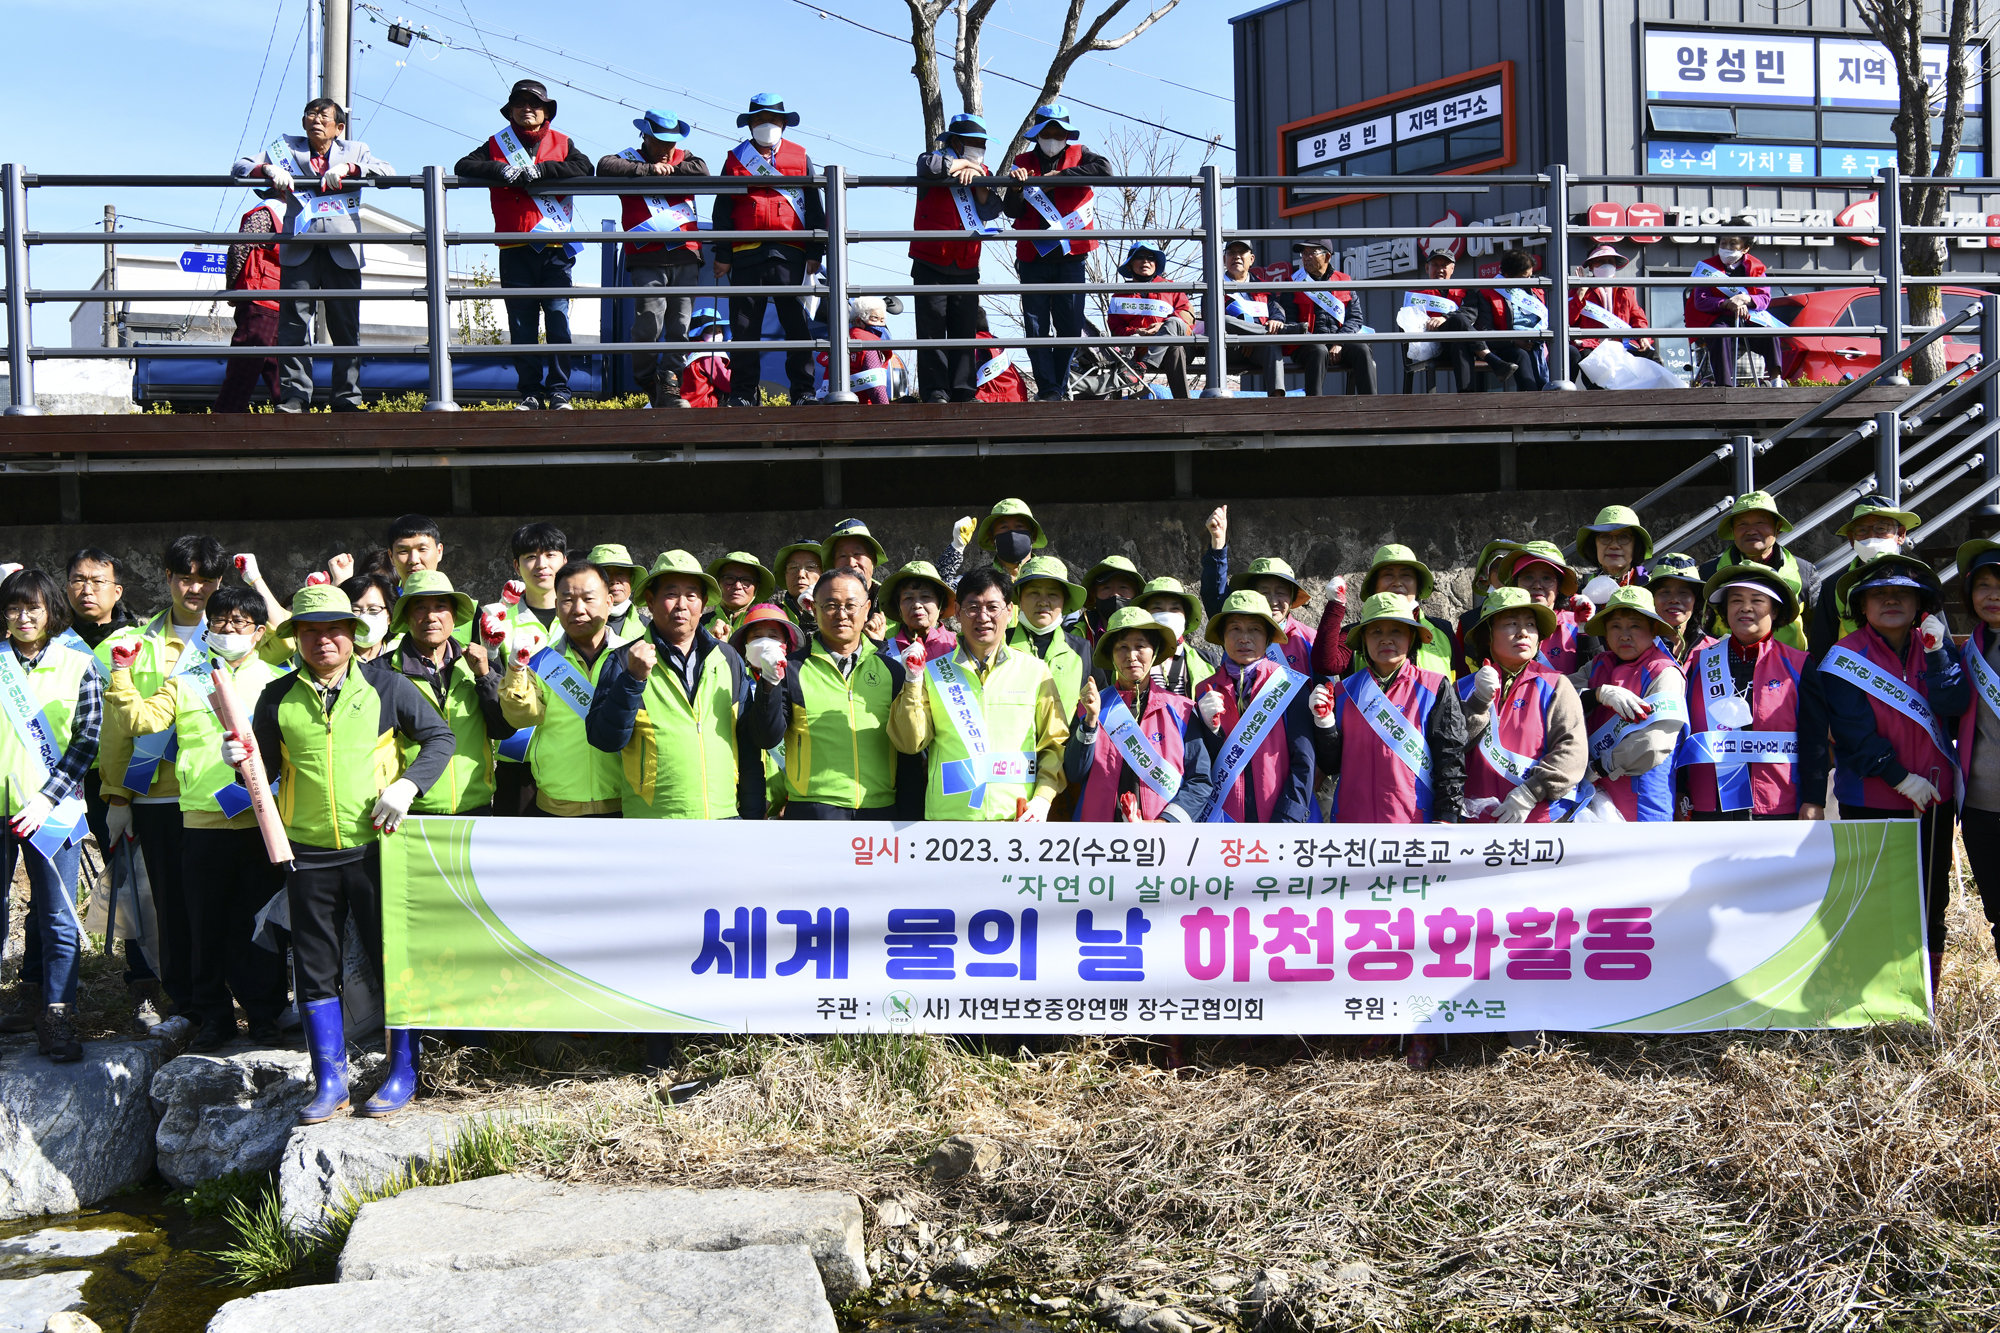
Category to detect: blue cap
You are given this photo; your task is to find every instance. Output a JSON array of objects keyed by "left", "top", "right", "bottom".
[
  {"left": 943, "top": 112, "right": 990, "bottom": 141},
  {"left": 1853, "top": 571, "right": 1927, "bottom": 594},
  {"left": 737, "top": 93, "right": 801, "bottom": 128},
  {"left": 1026, "top": 103, "right": 1080, "bottom": 141},
  {"left": 633, "top": 109, "right": 691, "bottom": 141}
]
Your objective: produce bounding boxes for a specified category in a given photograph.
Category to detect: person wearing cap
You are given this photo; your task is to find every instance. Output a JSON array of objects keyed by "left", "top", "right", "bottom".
[
  {"left": 715, "top": 94, "right": 826, "bottom": 407},
  {"left": 215, "top": 189, "right": 287, "bottom": 413},
  {"left": 1190, "top": 591, "right": 1315, "bottom": 824},
  {"left": 1698, "top": 491, "right": 1818, "bottom": 654},
  {"left": 1576, "top": 505, "right": 1652, "bottom": 590},
  {"left": 1199, "top": 506, "right": 1316, "bottom": 676},
  {"left": 970, "top": 499, "right": 1046, "bottom": 580},
  {"left": 104, "top": 584, "right": 287, "bottom": 1052},
  {"left": 678, "top": 311, "right": 734, "bottom": 408},
  {"left": 1679, "top": 565, "right": 1811, "bottom": 822},
  {"left": 1475, "top": 248, "right": 1549, "bottom": 392},
  {"left": 889, "top": 567, "right": 1070, "bottom": 821},
  {"left": 704, "top": 551, "right": 777, "bottom": 640},
  {"left": 1310, "top": 591, "right": 1466, "bottom": 825},
  {"left": 1204, "top": 240, "right": 1286, "bottom": 394},
  {"left": 1107, "top": 242, "right": 1194, "bottom": 399},
  {"left": 1576, "top": 587, "right": 1687, "bottom": 822},
  {"left": 728, "top": 603, "right": 807, "bottom": 817},
  {"left": 912, "top": 112, "right": 1004, "bottom": 403},
  {"left": 598, "top": 110, "right": 708, "bottom": 410},
  {"left": 1405, "top": 247, "right": 1484, "bottom": 393},
  {"left": 823, "top": 518, "right": 888, "bottom": 587},
  {"left": 1818, "top": 554, "right": 1966, "bottom": 968},
  {"left": 1508, "top": 542, "right": 1596, "bottom": 677},
  {"left": 1456, "top": 539, "right": 1525, "bottom": 657},
  {"left": 881, "top": 562, "right": 959, "bottom": 667},
  {"left": 1457, "top": 587, "right": 1589, "bottom": 823},
  {"left": 1079, "top": 555, "right": 1146, "bottom": 646},
  {"left": 231, "top": 99, "right": 394, "bottom": 413},
  {"left": 586, "top": 551, "right": 784, "bottom": 819},
  {"left": 1639, "top": 552, "right": 1709, "bottom": 666},
  {"left": 453, "top": 81, "right": 595, "bottom": 411},
  {"left": 500, "top": 558, "right": 627, "bottom": 818},
  {"left": 1003, "top": 104, "right": 1110, "bottom": 401},
  {"left": 584, "top": 543, "right": 647, "bottom": 644},
  {"left": 238, "top": 584, "right": 456, "bottom": 1121},
  {"left": 1137, "top": 576, "right": 1218, "bottom": 698},
  {"left": 770, "top": 538, "right": 824, "bottom": 628},
  {"left": 1686, "top": 232, "right": 1780, "bottom": 387},
  {"left": 1355, "top": 544, "right": 1461, "bottom": 679},
  {"left": 384, "top": 572, "right": 514, "bottom": 817},
  {"left": 1007, "top": 556, "right": 1090, "bottom": 729},
  {"left": 1809, "top": 496, "right": 1922, "bottom": 656},
  {"left": 1952, "top": 538, "right": 2000, "bottom": 960},
  {"left": 1065, "top": 607, "right": 1212, "bottom": 823},
  {"left": 971, "top": 307, "right": 1029, "bottom": 403},
  {"left": 1567, "top": 245, "right": 1652, "bottom": 381},
  {"left": 1281, "top": 239, "right": 1377, "bottom": 396}
]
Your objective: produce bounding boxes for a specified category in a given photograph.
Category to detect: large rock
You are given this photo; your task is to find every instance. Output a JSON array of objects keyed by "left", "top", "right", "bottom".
[
  {"left": 207, "top": 1245, "right": 837, "bottom": 1333},
  {"left": 0, "top": 1271, "right": 89, "bottom": 1332},
  {"left": 337, "top": 1174, "right": 869, "bottom": 1300},
  {"left": 150, "top": 1049, "right": 385, "bottom": 1188},
  {"left": 0, "top": 1037, "right": 168, "bottom": 1220},
  {"left": 276, "top": 1112, "right": 495, "bottom": 1235}
]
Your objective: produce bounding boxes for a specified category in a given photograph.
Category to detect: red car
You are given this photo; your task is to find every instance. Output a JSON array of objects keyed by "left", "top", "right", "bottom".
[{"left": 1771, "top": 285, "right": 1987, "bottom": 383}]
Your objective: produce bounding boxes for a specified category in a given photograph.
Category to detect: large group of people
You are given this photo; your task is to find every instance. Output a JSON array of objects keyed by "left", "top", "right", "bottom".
[
  {"left": 0, "top": 486, "right": 1991, "bottom": 1087},
  {"left": 216, "top": 91, "right": 1788, "bottom": 409}
]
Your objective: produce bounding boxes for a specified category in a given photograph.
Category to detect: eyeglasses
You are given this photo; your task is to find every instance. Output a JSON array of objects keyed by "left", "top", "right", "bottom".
[
  {"left": 67, "top": 576, "right": 114, "bottom": 590},
  {"left": 716, "top": 571, "right": 761, "bottom": 587},
  {"left": 211, "top": 616, "right": 259, "bottom": 632}
]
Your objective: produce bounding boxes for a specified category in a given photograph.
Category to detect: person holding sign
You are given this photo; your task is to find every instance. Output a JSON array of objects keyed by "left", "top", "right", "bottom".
[
  {"left": 1003, "top": 104, "right": 1109, "bottom": 401},
  {"left": 242, "top": 584, "right": 456, "bottom": 1121},
  {"left": 0, "top": 570, "right": 101, "bottom": 1063},
  {"left": 1818, "top": 554, "right": 1967, "bottom": 977},
  {"left": 230, "top": 99, "right": 394, "bottom": 412},
  {"left": 105, "top": 585, "right": 287, "bottom": 1052},
  {"left": 1458, "top": 587, "right": 1589, "bottom": 823},
  {"left": 1281, "top": 238, "right": 1377, "bottom": 396},
  {"left": 889, "top": 567, "right": 1070, "bottom": 822},
  {"left": 1686, "top": 232, "right": 1781, "bottom": 387},
  {"left": 1575, "top": 586, "right": 1687, "bottom": 822},
  {"left": 1952, "top": 538, "right": 2000, "bottom": 958},
  {"left": 1190, "top": 590, "right": 1314, "bottom": 824},
  {"left": 1310, "top": 591, "right": 1465, "bottom": 824},
  {"left": 1107, "top": 242, "right": 1193, "bottom": 399},
  {"left": 500, "top": 559, "right": 625, "bottom": 818},
  {"left": 385, "top": 572, "right": 515, "bottom": 817},
  {"left": 595, "top": 110, "right": 707, "bottom": 410},
  {"left": 1680, "top": 565, "right": 1811, "bottom": 823},
  {"left": 1405, "top": 246, "right": 1484, "bottom": 393},
  {"left": 1065, "top": 606, "right": 1211, "bottom": 823},
  {"left": 912, "top": 112, "right": 1003, "bottom": 403},
  {"left": 715, "top": 93, "right": 825, "bottom": 407},
  {"left": 1566, "top": 244, "right": 1652, "bottom": 378},
  {"left": 453, "top": 80, "right": 594, "bottom": 411}
]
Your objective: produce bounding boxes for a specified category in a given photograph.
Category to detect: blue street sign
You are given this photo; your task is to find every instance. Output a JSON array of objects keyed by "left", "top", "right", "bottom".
[{"left": 179, "top": 251, "right": 227, "bottom": 274}]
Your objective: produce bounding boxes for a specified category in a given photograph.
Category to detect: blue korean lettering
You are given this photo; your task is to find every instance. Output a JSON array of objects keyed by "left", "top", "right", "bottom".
[
  {"left": 965, "top": 907, "right": 1037, "bottom": 979},
  {"left": 886, "top": 908, "right": 957, "bottom": 979},
  {"left": 693, "top": 907, "right": 767, "bottom": 979},
  {"left": 1077, "top": 907, "right": 1152, "bottom": 981},
  {"left": 776, "top": 907, "right": 850, "bottom": 979}
]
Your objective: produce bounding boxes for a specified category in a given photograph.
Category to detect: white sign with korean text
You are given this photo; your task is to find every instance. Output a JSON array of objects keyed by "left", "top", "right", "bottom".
[
  {"left": 1295, "top": 114, "right": 1395, "bottom": 170},
  {"left": 1394, "top": 84, "right": 1503, "bottom": 142},
  {"left": 1819, "top": 38, "right": 1985, "bottom": 111},
  {"left": 1643, "top": 29, "right": 1817, "bottom": 105}
]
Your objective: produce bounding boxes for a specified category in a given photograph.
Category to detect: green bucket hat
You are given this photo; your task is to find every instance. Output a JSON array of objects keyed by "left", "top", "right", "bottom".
[
  {"left": 1092, "top": 604, "right": 1181, "bottom": 671},
  {"left": 974, "top": 498, "right": 1047, "bottom": 552},
  {"left": 1013, "top": 555, "right": 1086, "bottom": 614},
  {"left": 1344, "top": 591, "right": 1434, "bottom": 651},
  {"left": 1835, "top": 552, "right": 1943, "bottom": 619},
  {"left": 1227, "top": 555, "right": 1308, "bottom": 609},
  {"left": 1362, "top": 544, "right": 1435, "bottom": 602},
  {"left": 1082, "top": 554, "right": 1144, "bottom": 596},
  {"left": 390, "top": 570, "right": 476, "bottom": 632},
  {"left": 1718, "top": 490, "right": 1794, "bottom": 540},
  {"left": 1641, "top": 552, "right": 1703, "bottom": 591},
  {"left": 1136, "top": 575, "right": 1203, "bottom": 632},
  {"left": 821, "top": 518, "right": 888, "bottom": 569},
  {"left": 289, "top": 583, "right": 359, "bottom": 624},
  {"left": 1956, "top": 537, "right": 2000, "bottom": 584},
  {"left": 1204, "top": 588, "right": 1290, "bottom": 647},
  {"left": 585, "top": 543, "right": 643, "bottom": 574},
  {"left": 1836, "top": 493, "right": 1922, "bottom": 540},
  {"left": 1476, "top": 539, "right": 1525, "bottom": 584},
  {"left": 1583, "top": 583, "right": 1676, "bottom": 637},
  {"left": 1575, "top": 504, "right": 1655, "bottom": 565},
  {"left": 880, "top": 560, "right": 957, "bottom": 619},
  {"left": 1508, "top": 541, "right": 1580, "bottom": 600},
  {"left": 637, "top": 549, "right": 720, "bottom": 605},
  {"left": 706, "top": 551, "right": 777, "bottom": 603},
  {"left": 1700, "top": 564, "right": 1801, "bottom": 628},
  {"left": 770, "top": 538, "right": 825, "bottom": 580},
  {"left": 1468, "top": 586, "right": 1558, "bottom": 656}
]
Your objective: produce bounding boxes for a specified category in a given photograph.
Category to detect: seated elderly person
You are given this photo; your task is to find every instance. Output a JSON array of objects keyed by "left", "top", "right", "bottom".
[
  {"left": 1107, "top": 241, "right": 1192, "bottom": 399},
  {"left": 821, "top": 296, "right": 897, "bottom": 405}
]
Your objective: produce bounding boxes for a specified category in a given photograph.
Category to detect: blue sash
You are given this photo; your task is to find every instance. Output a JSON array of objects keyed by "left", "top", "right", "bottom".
[
  {"left": 1691, "top": 261, "right": 1787, "bottom": 330},
  {"left": 1100, "top": 691, "right": 1181, "bottom": 802},
  {"left": 930, "top": 654, "right": 1035, "bottom": 810},
  {"left": 1404, "top": 291, "right": 1457, "bottom": 316},
  {"left": 1499, "top": 287, "right": 1547, "bottom": 330},
  {"left": 1341, "top": 672, "right": 1432, "bottom": 815},
  {"left": 1676, "top": 641, "right": 1791, "bottom": 810},
  {"left": 1199, "top": 656, "right": 1307, "bottom": 823},
  {"left": 734, "top": 141, "right": 805, "bottom": 226},
  {"left": 1477, "top": 697, "right": 1589, "bottom": 820},
  {"left": 0, "top": 645, "right": 88, "bottom": 861},
  {"left": 123, "top": 618, "right": 209, "bottom": 792},
  {"left": 615, "top": 148, "right": 700, "bottom": 233},
  {"left": 1819, "top": 644, "right": 1958, "bottom": 776}
]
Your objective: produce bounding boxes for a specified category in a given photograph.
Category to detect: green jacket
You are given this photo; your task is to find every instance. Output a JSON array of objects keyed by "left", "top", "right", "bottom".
[
  {"left": 0, "top": 640, "right": 97, "bottom": 820},
  {"left": 1008, "top": 622, "right": 1088, "bottom": 722},
  {"left": 499, "top": 635, "right": 624, "bottom": 814},
  {"left": 386, "top": 643, "right": 515, "bottom": 815},
  {"left": 777, "top": 638, "right": 906, "bottom": 810}
]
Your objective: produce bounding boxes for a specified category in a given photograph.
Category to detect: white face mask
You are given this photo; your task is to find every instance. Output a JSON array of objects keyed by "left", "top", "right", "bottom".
[
  {"left": 1851, "top": 535, "right": 1901, "bottom": 563},
  {"left": 1591, "top": 264, "right": 1617, "bottom": 280},
  {"left": 750, "top": 123, "right": 783, "bottom": 148},
  {"left": 1036, "top": 134, "right": 1067, "bottom": 157},
  {"left": 962, "top": 144, "right": 986, "bottom": 164},
  {"left": 355, "top": 611, "right": 389, "bottom": 648},
  {"left": 1718, "top": 247, "right": 1744, "bottom": 264},
  {"left": 1152, "top": 610, "right": 1187, "bottom": 638},
  {"left": 210, "top": 632, "right": 256, "bottom": 661},
  {"left": 608, "top": 600, "right": 630, "bottom": 618}
]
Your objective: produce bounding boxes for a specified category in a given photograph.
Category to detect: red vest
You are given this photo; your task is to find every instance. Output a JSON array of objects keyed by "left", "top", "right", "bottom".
[
  {"left": 1684, "top": 635, "right": 1804, "bottom": 816},
  {"left": 1685, "top": 252, "right": 1769, "bottom": 329},
  {"left": 238, "top": 203, "right": 283, "bottom": 308},
  {"left": 1331, "top": 663, "right": 1447, "bottom": 823},
  {"left": 1073, "top": 686, "right": 1195, "bottom": 822},
  {"left": 1829, "top": 625, "right": 1956, "bottom": 809},
  {"left": 1010, "top": 145, "right": 1097, "bottom": 263},
  {"left": 1277, "top": 619, "right": 1314, "bottom": 677},
  {"left": 721, "top": 138, "right": 811, "bottom": 239},
  {"left": 485, "top": 127, "right": 573, "bottom": 238},
  {"left": 974, "top": 334, "right": 1027, "bottom": 403},
  {"left": 1282, "top": 274, "right": 1357, "bottom": 356},
  {"left": 910, "top": 177, "right": 989, "bottom": 272},
  {"left": 619, "top": 146, "right": 699, "bottom": 259},
  {"left": 1538, "top": 610, "right": 1584, "bottom": 675},
  {"left": 1107, "top": 276, "right": 1192, "bottom": 337},
  {"left": 1193, "top": 662, "right": 1292, "bottom": 823},
  {"left": 1584, "top": 647, "right": 1680, "bottom": 821},
  {"left": 682, "top": 349, "right": 730, "bottom": 407},
  {"left": 1460, "top": 662, "right": 1566, "bottom": 823}
]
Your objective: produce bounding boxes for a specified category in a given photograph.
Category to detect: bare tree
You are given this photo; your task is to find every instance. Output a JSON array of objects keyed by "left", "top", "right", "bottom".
[{"left": 1855, "top": 0, "right": 1975, "bottom": 383}]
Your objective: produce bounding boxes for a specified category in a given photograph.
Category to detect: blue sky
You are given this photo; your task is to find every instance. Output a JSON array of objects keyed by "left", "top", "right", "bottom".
[{"left": 0, "top": 0, "right": 1240, "bottom": 345}]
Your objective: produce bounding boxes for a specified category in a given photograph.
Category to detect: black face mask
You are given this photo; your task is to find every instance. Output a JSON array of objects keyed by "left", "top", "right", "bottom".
[
  {"left": 993, "top": 530, "right": 1034, "bottom": 565},
  {"left": 1088, "top": 594, "right": 1132, "bottom": 631}
]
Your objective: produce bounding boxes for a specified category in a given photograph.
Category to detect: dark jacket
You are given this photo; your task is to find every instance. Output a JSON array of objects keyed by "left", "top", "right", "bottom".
[
  {"left": 1815, "top": 626, "right": 1967, "bottom": 797},
  {"left": 451, "top": 135, "right": 595, "bottom": 183}
]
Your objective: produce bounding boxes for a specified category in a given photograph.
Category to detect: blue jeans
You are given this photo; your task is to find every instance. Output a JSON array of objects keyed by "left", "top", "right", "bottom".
[
  {"left": 498, "top": 244, "right": 575, "bottom": 401},
  {"left": 1020, "top": 256, "right": 1087, "bottom": 399},
  {"left": 4, "top": 827, "right": 82, "bottom": 1006}
]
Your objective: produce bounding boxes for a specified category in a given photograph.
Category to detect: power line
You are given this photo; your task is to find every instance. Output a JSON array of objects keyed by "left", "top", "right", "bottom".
[
  {"left": 212, "top": 3, "right": 304, "bottom": 233},
  {"left": 349, "top": 88, "right": 478, "bottom": 140},
  {"left": 984, "top": 20, "right": 1233, "bottom": 104}
]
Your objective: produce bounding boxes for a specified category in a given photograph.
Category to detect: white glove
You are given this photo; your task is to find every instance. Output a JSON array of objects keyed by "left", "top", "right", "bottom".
[
  {"left": 1595, "top": 683, "right": 1652, "bottom": 722},
  {"left": 221, "top": 733, "right": 252, "bottom": 768},
  {"left": 1495, "top": 785, "right": 1537, "bottom": 824},
  {"left": 1471, "top": 665, "right": 1501, "bottom": 705},
  {"left": 1585, "top": 789, "right": 1627, "bottom": 823},
  {"left": 502, "top": 162, "right": 529, "bottom": 184},
  {"left": 1919, "top": 614, "right": 1951, "bottom": 654},
  {"left": 233, "top": 553, "right": 261, "bottom": 585},
  {"left": 1328, "top": 575, "right": 1348, "bottom": 604},
  {"left": 11, "top": 793, "right": 53, "bottom": 837},
  {"left": 1894, "top": 772, "right": 1941, "bottom": 811},
  {"left": 1565, "top": 594, "right": 1596, "bottom": 621},
  {"left": 266, "top": 164, "right": 295, "bottom": 195},
  {"left": 1018, "top": 794, "right": 1052, "bottom": 823},
  {"left": 0, "top": 562, "right": 21, "bottom": 581},
  {"left": 105, "top": 801, "right": 133, "bottom": 845},
  {"left": 1308, "top": 682, "right": 1337, "bottom": 730},
  {"left": 744, "top": 638, "right": 787, "bottom": 676},
  {"left": 951, "top": 516, "right": 976, "bottom": 550},
  {"left": 1582, "top": 575, "right": 1620, "bottom": 608},
  {"left": 1462, "top": 796, "right": 1501, "bottom": 820},
  {"left": 372, "top": 777, "right": 420, "bottom": 833},
  {"left": 1197, "top": 691, "right": 1226, "bottom": 728},
  {"left": 509, "top": 624, "right": 548, "bottom": 661},
  {"left": 1605, "top": 725, "right": 1678, "bottom": 781},
  {"left": 319, "top": 166, "right": 348, "bottom": 194}
]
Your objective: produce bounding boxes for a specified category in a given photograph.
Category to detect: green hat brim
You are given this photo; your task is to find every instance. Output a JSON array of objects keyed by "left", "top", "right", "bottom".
[
  {"left": 1082, "top": 556, "right": 1144, "bottom": 593},
  {"left": 1470, "top": 597, "right": 1559, "bottom": 656},
  {"left": 291, "top": 610, "right": 362, "bottom": 625},
  {"left": 1956, "top": 538, "right": 2000, "bottom": 582},
  {"left": 975, "top": 502, "right": 1047, "bottom": 552},
  {"left": 639, "top": 564, "right": 721, "bottom": 606},
  {"left": 390, "top": 588, "right": 477, "bottom": 633},
  {"left": 1092, "top": 620, "right": 1179, "bottom": 671},
  {"left": 880, "top": 568, "right": 956, "bottom": 618},
  {"left": 1476, "top": 540, "right": 1524, "bottom": 579},
  {"left": 1204, "top": 594, "right": 1289, "bottom": 647},
  {"left": 707, "top": 554, "right": 777, "bottom": 604},
  {"left": 1837, "top": 507, "right": 1922, "bottom": 540},
  {"left": 820, "top": 532, "right": 888, "bottom": 569},
  {"left": 1362, "top": 552, "right": 1435, "bottom": 603},
  {"left": 1583, "top": 599, "right": 1678, "bottom": 638},
  {"left": 1576, "top": 521, "right": 1656, "bottom": 564},
  {"left": 1509, "top": 554, "right": 1579, "bottom": 601},
  {"left": 1136, "top": 581, "right": 1203, "bottom": 630},
  {"left": 1016, "top": 571, "right": 1086, "bottom": 615},
  {"left": 1698, "top": 567, "right": 1801, "bottom": 628},
  {"left": 1835, "top": 553, "right": 1942, "bottom": 617},
  {"left": 1226, "top": 563, "right": 1308, "bottom": 609},
  {"left": 1720, "top": 504, "right": 1794, "bottom": 540},
  {"left": 770, "top": 542, "right": 825, "bottom": 576},
  {"left": 1344, "top": 610, "right": 1433, "bottom": 652}
]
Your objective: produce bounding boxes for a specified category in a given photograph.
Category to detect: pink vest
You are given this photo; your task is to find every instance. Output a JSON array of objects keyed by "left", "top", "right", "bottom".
[
  {"left": 1959, "top": 623, "right": 1998, "bottom": 792},
  {"left": 1538, "top": 609, "right": 1583, "bottom": 675},
  {"left": 1279, "top": 617, "right": 1315, "bottom": 676},
  {"left": 1459, "top": 661, "right": 1566, "bottom": 823},
  {"left": 1831, "top": 626, "right": 1956, "bottom": 809},
  {"left": 1331, "top": 663, "right": 1447, "bottom": 823},
  {"left": 1684, "top": 635, "right": 1804, "bottom": 816},
  {"left": 1074, "top": 686, "right": 1194, "bottom": 822},
  {"left": 1194, "top": 662, "right": 1291, "bottom": 823},
  {"left": 1584, "top": 647, "right": 1679, "bottom": 821}
]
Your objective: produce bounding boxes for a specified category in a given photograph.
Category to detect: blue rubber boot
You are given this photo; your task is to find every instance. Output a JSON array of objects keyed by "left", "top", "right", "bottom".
[
  {"left": 297, "top": 997, "right": 350, "bottom": 1125},
  {"left": 360, "top": 1028, "right": 419, "bottom": 1118}
]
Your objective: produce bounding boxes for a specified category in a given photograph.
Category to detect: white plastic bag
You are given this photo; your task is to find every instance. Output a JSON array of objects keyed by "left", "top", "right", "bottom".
[
  {"left": 1580, "top": 339, "right": 1685, "bottom": 391},
  {"left": 1397, "top": 305, "right": 1440, "bottom": 363}
]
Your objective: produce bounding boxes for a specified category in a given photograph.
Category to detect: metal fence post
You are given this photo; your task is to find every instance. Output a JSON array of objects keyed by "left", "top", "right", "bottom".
[
  {"left": 1731, "top": 432, "right": 1755, "bottom": 497},
  {"left": 1546, "top": 164, "right": 1575, "bottom": 391},
  {"left": 1198, "top": 163, "right": 1230, "bottom": 398},
  {"left": 1880, "top": 165, "right": 1905, "bottom": 387},
  {"left": 3, "top": 164, "right": 41, "bottom": 416},
  {"left": 421, "top": 165, "right": 458, "bottom": 412},
  {"left": 822, "top": 163, "right": 857, "bottom": 404},
  {"left": 1979, "top": 297, "right": 2000, "bottom": 522},
  {"left": 1876, "top": 410, "right": 1902, "bottom": 500}
]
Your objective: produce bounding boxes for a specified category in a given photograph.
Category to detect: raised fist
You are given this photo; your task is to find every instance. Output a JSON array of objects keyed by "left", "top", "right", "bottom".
[
  {"left": 627, "top": 640, "right": 657, "bottom": 680},
  {"left": 1118, "top": 791, "right": 1142, "bottom": 824},
  {"left": 502, "top": 580, "right": 525, "bottom": 606},
  {"left": 1079, "top": 675, "right": 1101, "bottom": 725},
  {"left": 1919, "top": 614, "right": 1951, "bottom": 654},
  {"left": 1205, "top": 506, "right": 1228, "bottom": 550},
  {"left": 514, "top": 643, "right": 536, "bottom": 669},
  {"left": 1328, "top": 575, "right": 1347, "bottom": 605},
  {"left": 1471, "top": 664, "right": 1501, "bottom": 705},
  {"left": 1197, "top": 690, "right": 1225, "bottom": 728},
  {"left": 304, "top": 571, "right": 331, "bottom": 587},
  {"left": 1309, "top": 681, "right": 1336, "bottom": 729},
  {"left": 234, "top": 553, "right": 261, "bottom": 584},
  {"left": 900, "top": 639, "right": 927, "bottom": 675},
  {"left": 509, "top": 624, "right": 547, "bottom": 661},
  {"left": 326, "top": 552, "right": 355, "bottom": 584},
  {"left": 1565, "top": 594, "right": 1596, "bottom": 620},
  {"left": 478, "top": 608, "right": 509, "bottom": 647},
  {"left": 110, "top": 642, "right": 141, "bottom": 670}
]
